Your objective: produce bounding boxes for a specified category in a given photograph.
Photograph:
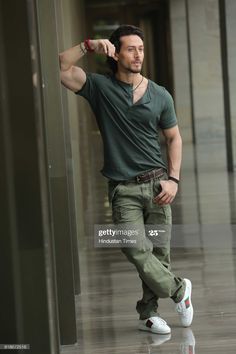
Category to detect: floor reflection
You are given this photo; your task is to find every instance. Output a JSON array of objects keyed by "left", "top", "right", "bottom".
[{"left": 61, "top": 138, "right": 236, "bottom": 354}]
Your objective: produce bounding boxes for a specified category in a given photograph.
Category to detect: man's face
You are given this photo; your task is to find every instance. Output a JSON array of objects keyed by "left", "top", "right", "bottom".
[{"left": 116, "top": 35, "right": 144, "bottom": 74}]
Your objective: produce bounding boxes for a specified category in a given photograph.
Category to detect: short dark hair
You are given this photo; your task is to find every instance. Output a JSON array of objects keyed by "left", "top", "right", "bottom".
[{"left": 107, "top": 24, "right": 144, "bottom": 74}]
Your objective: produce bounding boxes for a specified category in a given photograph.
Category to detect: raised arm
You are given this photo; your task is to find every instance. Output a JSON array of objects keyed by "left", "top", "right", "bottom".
[{"left": 59, "top": 39, "right": 116, "bottom": 92}]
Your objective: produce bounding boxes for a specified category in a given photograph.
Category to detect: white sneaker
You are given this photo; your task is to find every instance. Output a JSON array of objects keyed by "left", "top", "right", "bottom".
[
  {"left": 138, "top": 316, "right": 171, "bottom": 334},
  {"left": 176, "top": 278, "right": 193, "bottom": 327}
]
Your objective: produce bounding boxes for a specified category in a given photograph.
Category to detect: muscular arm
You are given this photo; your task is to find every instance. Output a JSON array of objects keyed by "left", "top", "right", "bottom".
[
  {"left": 59, "top": 40, "right": 116, "bottom": 92},
  {"left": 59, "top": 43, "right": 87, "bottom": 92},
  {"left": 163, "top": 125, "right": 182, "bottom": 180},
  {"left": 153, "top": 125, "right": 182, "bottom": 205}
]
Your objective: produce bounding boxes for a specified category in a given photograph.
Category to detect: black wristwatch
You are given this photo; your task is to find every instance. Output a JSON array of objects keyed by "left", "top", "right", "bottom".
[{"left": 168, "top": 176, "right": 179, "bottom": 185}]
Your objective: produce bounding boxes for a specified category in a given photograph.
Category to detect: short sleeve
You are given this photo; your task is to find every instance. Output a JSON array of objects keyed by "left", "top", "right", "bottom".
[
  {"left": 159, "top": 89, "right": 178, "bottom": 129},
  {"left": 75, "top": 72, "right": 98, "bottom": 111}
]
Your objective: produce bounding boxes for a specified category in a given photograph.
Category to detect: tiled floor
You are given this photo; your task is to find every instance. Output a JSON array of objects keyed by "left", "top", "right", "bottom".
[{"left": 61, "top": 136, "right": 236, "bottom": 353}]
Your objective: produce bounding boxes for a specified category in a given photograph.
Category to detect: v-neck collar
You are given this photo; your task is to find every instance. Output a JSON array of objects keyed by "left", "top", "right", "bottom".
[
  {"left": 132, "top": 80, "right": 150, "bottom": 106},
  {"left": 112, "top": 75, "right": 151, "bottom": 107}
]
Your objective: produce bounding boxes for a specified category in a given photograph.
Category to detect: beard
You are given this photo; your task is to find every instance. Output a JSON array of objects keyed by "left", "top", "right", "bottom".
[
  {"left": 120, "top": 61, "right": 142, "bottom": 74},
  {"left": 127, "top": 67, "right": 141, "bottom": 73}
]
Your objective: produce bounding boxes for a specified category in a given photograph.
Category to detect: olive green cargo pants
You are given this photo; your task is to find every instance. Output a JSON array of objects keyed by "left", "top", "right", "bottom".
[{"left": 108, "top": 173, "right": 185, "bottom": 320}]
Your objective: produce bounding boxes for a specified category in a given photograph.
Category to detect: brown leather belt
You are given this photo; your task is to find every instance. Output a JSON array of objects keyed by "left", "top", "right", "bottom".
[{"left": 131, "top": 167, "right": 165, "bottom": 184}]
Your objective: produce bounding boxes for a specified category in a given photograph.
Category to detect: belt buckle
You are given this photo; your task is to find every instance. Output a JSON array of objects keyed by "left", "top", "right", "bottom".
[{"left": 136, "top": 175, "right": 142, "bottom": 183}]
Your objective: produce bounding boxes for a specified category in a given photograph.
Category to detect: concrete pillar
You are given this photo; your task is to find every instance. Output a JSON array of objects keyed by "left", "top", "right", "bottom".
[
  {"left": 59, "top": 0, "right": 93, "bottom": 250},
  {"left": 36, "top": 0, "right": 78, "bottom": 345},
  {"left": 225, "top": 0, "right": 236, "bottom": 169},
  {"left": 188, "top": 0, "right": 225, "bottom": 144},
  {"left": 169, "top": 0, "right": 193, "bottom": 143},
  {"left": 0, "top": 0, "right": 60, "bottom": 352}
]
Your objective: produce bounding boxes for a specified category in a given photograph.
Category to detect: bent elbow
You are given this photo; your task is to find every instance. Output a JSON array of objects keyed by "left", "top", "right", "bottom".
[{"left": 59, "top": 53, "right": 70, "bottom": 72}]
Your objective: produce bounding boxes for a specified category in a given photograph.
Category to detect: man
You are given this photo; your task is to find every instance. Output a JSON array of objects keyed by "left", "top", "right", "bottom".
[{"left": 59, "top": 25, "right": 193, "bottom": 334}]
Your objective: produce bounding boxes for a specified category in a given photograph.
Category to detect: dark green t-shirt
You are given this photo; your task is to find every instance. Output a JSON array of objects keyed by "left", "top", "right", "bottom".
[{"left": 75, "top": 73, "right": 178, "bottom": 181}]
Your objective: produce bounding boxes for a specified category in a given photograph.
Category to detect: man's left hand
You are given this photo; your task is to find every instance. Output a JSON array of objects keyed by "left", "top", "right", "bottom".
[{"left": 153, "top": 180, "right": 178, "bottom": 205}]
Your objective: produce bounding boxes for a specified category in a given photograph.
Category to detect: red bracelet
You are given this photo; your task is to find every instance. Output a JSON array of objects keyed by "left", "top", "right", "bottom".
[{"left": 84, "top": 39, "right": 94, "bottom": 52}]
